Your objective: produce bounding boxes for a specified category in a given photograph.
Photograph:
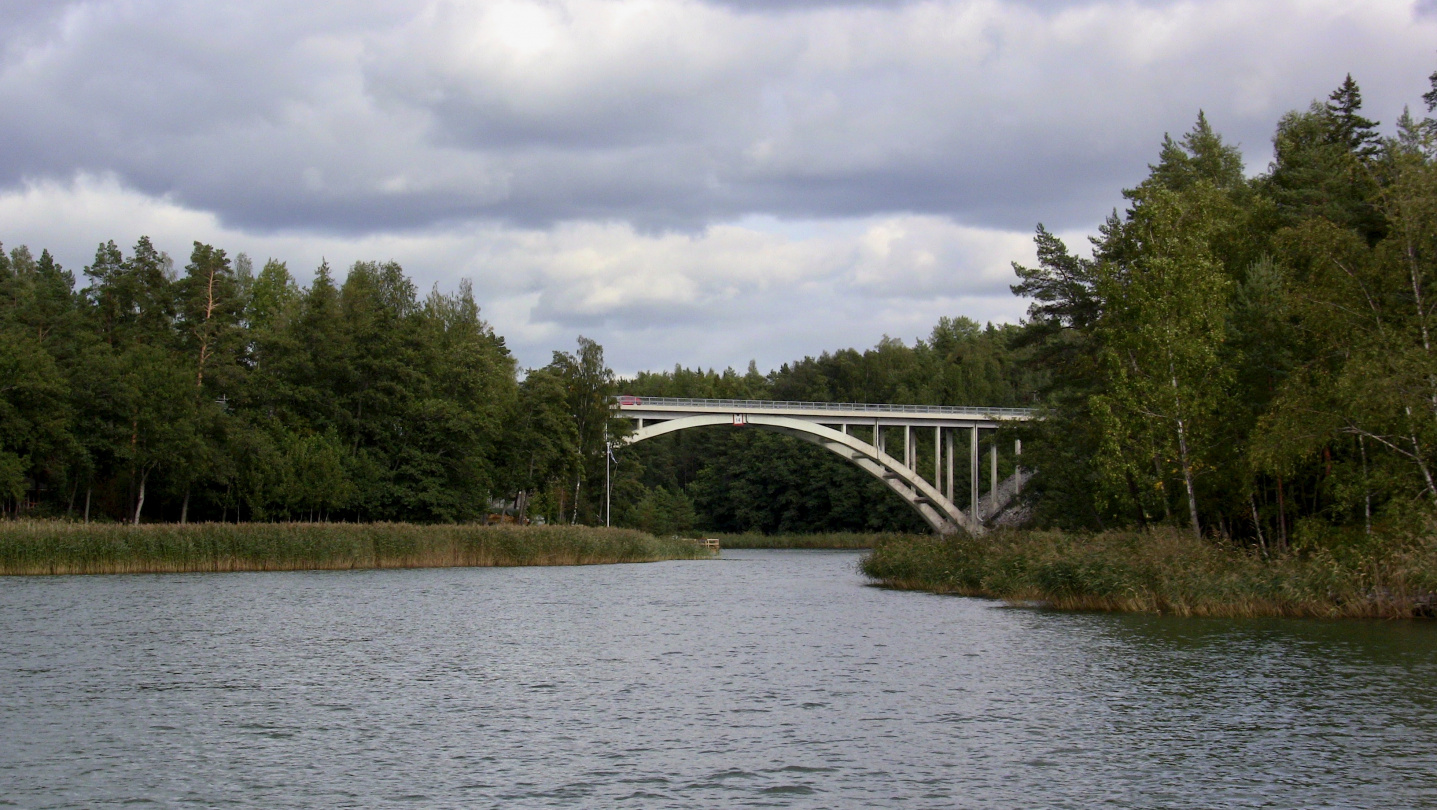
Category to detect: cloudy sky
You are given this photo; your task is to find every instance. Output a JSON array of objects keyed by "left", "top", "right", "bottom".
[{"left": 2, "top": 0, "right": 1434, "bottom": 374}]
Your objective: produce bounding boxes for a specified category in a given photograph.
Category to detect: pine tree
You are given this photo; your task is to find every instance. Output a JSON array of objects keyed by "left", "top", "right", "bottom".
[
  {"left": 1146, "top": 111, "right": 1247, "bottom": 192},
  {"left": 1266, "top": 77, "right": 1386, "bottom": 241},
  {"left": 179, "top": 242, "right": 245, "bottom": 394},
  {"left": 1326, "top": 74, "right": 1382, "bottom": 160}
]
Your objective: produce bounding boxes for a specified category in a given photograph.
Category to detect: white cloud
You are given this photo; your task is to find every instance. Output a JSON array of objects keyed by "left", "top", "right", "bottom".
[{"left": 0, "top": 174, "right": 1034, "bottom": 373}]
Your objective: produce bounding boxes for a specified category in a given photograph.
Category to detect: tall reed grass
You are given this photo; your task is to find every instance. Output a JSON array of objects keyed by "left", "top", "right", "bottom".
[
  {"left": 861, "top": 529, "right": 1437, "bottom": 619},
  {"left": 0, "top": 521, "right": 707, "bottom": 575}
]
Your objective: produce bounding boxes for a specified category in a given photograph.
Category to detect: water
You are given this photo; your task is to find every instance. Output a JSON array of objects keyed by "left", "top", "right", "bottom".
[{"left": 2, "top": 549, "right": 1435, "bottom": 809}]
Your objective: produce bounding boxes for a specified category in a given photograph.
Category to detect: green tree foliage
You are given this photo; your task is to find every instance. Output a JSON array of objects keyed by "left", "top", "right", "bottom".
[
  {"left": 629, "top": 486, "right": 698, "bottom": 536},
  {"left": 1016, "top": 68, "right": 1437, "bottom": 552},
  {"left": 1089, "top": 183, "right": 1235, "bottom": 538},
  {"left": 498, "top": 366, "right": 580, "bottom": 525},
  {"left": 1256, "top": 139, "right": 1437, "bottom": 510},
  {"left": 547, "top": 337, "right": 619, "bottom": 524},
  {"left": 0, "top": 243, "right": 519, "bottom": 524},
  {"left": 1265, "top": 75, "right": 1385, "bottom": 242},
  {"left": 247, "top": 259, "right": 298, "bottom": 335}
]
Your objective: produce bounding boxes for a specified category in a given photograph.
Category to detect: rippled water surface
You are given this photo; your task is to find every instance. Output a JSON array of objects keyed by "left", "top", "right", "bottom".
[{"left": 3, "top": 549, "right": 1437, "bottom": 808}]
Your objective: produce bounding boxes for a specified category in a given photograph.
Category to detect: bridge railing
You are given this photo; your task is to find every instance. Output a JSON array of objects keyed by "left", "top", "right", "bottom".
[{"left": 614, "top": 395, "right": 1036, "bottom": 419}]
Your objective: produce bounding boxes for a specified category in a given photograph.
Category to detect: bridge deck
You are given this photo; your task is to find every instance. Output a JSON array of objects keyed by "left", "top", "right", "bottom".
[{"left": 616, "top": 396, "right": 1035, "bottom": 427}]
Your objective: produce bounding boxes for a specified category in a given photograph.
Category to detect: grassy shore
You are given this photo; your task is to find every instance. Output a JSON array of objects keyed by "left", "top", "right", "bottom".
[
  {"left": 0, "top": 521, "right": 709, "bottom": 575},
  {"left": 861, "top": 529, "right": 1437, "bottom": 619},
  {"left": 711, "top": 532, "right": 894, "bottom": 549}
]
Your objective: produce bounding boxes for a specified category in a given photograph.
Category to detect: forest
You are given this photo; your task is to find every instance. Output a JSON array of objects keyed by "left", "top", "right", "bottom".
[
  {"left": 0, "top": 243, "right": 620, "bottom": 526},
  {"left": 4, "top": 69, "right": 1437, "bottom": 556}
]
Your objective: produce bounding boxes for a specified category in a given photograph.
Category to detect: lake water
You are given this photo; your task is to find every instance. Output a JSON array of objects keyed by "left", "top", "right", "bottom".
[{"left": 2, "top": 549, "right": 1436, "bottom": 808}]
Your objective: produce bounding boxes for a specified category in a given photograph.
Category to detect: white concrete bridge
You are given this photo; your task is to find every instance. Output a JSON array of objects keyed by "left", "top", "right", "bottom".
[{"left": 615, "top": 396, "right": 1036, "bottom": 536}]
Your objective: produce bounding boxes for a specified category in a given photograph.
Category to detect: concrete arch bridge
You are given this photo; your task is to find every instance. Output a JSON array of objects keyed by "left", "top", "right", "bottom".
[{"left": 615, "top": 397, "right": 1036, "bottom": 537}]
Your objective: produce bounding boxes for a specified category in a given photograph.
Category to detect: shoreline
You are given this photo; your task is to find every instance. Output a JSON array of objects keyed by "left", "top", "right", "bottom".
[
  {"left": 0, "top": 521, "right": 708, "bottom": 576},
  {"left": 709, "top": 531, "right": 896, "bottom": 549},
  {"left": 859, "top": 529, "right": 1437, "bottom": 620}
]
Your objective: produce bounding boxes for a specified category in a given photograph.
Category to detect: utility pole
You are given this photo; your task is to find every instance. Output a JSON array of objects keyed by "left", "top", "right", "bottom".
[{"left": 604, "top": 424, "right": 611, "bottom": 528}]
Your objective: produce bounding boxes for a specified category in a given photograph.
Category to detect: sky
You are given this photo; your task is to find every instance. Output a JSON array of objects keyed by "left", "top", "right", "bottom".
[{"left": 2, "top": 0, "right": 1434, "bottom": 375}]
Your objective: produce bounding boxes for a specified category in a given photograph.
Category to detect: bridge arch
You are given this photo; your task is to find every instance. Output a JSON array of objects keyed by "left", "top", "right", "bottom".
[{"left": 623, "top": 413, "right": 985, "bottom": 537}]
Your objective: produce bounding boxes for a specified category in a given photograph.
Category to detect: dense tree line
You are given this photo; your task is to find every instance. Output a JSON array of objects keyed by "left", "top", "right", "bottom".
[
  {"left": 1012, "top": 71, "right": 1437, "bottom": 549},
  {"left": 0, "top": 243, "right": 616, "bottom": 525}
]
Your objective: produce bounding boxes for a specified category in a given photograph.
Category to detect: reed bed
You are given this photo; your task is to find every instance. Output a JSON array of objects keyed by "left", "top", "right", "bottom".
[
  {"left": 860, "top": 529, "right": 1437, "bottom": 619},
  {"left": 712, "top": 531, "right": 899, "bottom": 549},
  {"left": 0, "top": 521, "right": 708, "bottom": 575}
]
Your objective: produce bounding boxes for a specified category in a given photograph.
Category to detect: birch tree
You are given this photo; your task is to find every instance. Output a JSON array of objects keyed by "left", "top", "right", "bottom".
[{"left": 1091, "top": 184, "right": 1235, "bottom": 538}]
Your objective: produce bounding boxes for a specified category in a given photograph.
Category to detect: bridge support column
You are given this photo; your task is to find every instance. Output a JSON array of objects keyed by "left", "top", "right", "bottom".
[
  {"left": 1015, "top": 439, "right": 1023, "bottom": 493},
  {"left": 946, "top": 429, "right": 954, "bottom": 502},
  {"left": 933, "top": 428, "right": 940, "bottom": 491},
  {"left": 903, "top": 425, "right": 912, "bottom": 470},
  {"left": 991, "top": 444, "right": 998, "bottom": 507},
  {"left": 970, "top": 427, "right": 980, "bottom": 519}
]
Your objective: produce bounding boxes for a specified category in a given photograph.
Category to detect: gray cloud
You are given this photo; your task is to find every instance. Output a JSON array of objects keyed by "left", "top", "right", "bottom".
[
  {"left": 2, "top": 0, "right": 1432, "bottom": 239},
  {"left": 1, "top": 0, "right": 1434, "bottom": 373}
]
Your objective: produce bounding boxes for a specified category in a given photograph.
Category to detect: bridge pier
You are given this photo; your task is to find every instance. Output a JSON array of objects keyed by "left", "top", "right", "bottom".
[
  {"left": 970, "top": 426, "right": 979, "bottom": 520},
  {"left": 945, "top": 428, "right": 954, "bottom": 503},
  {"left": 991, "top": 444, "right": 998, "bottom": 517}
]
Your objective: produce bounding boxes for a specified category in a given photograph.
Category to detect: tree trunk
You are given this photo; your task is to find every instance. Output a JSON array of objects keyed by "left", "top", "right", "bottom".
[
  {"left": 1359, "top": 435, "right": 1371, "bottom": 535},
  {"left": 1276, "top": 476, "right": 1287, "bottom": 551},
  {"left": 133, "top": 469, "right": 149, "bottom": 525},
  {"left": 181, "top": 486, "right": 190, "bottom": 524},
  {"left": 571, "top": 477, "right": 581, "bottom": 524},
  {"left": 1250, "top": 496, "right": 1267, "bottom": 558},
  {"left": 1410, "top": 434, "right": 1437, "bottom": 499},
  {"left": 1403, "top": 235, "right": 1437, "bottom": 417},
  {"left": 195, "top": 264, "right": 219, "bottom": 390},
  {"left": 1175, "top": 415, "right": 1201, "bottom": 540},
  {"left": 1153, "top": 455, "right": 1172, "bottom": 521},
  {"left": 1125, "top": 469, "right": 1148, "bottom": 528},
  {"left": 84, "top": 485, "right": 92, "bottom": 524},
  {"left": 129, "top": 417, "right": 138, "bottom": 517}
]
